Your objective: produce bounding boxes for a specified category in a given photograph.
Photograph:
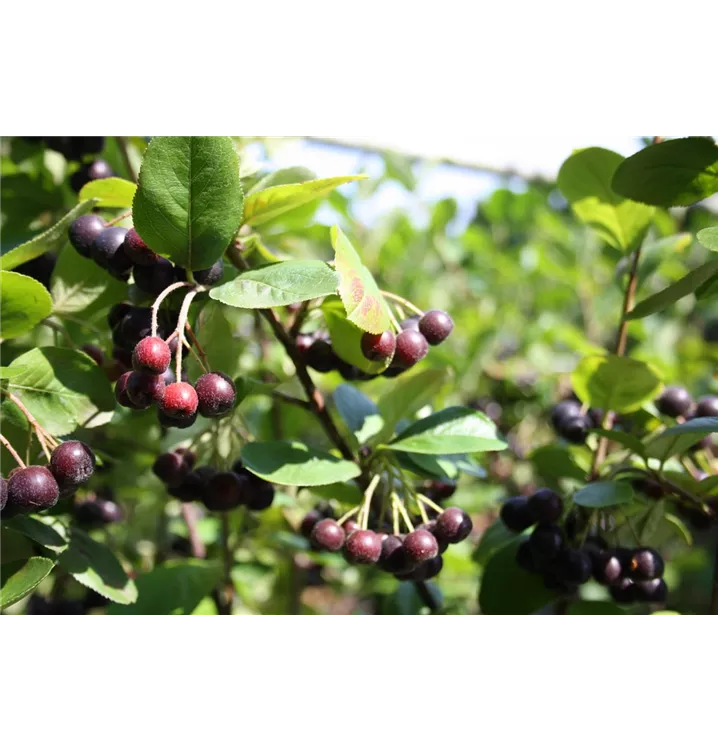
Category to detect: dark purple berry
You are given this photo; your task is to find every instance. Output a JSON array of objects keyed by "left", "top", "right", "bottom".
[
  {"left": 133, "top": 257, "right": 177, "bottom": 296},
  {"left": 49, "top": 441, "right": 95, "bottom": 491},
  {"left": 434, "top": 507, "right": 473, "bottom": 544},
  {"left": 529, "top": 523, "right": 564, "bottom": 561},
  {"left": 423, "top": 479, "right": 457, "bottom": 502},
  {"left": 123, "top": 228, "right": 158, "bottom": 266},
  {"left": 499, "top": 496, "right": 533, "bottom": 532},
  {"left": 195, "top": 372, "right": 236, "bottom": 418},
  {"left": 152, "top": 452, "right": 189, "bottom": 488},
  {"left": 556, "top": 548, "right": 592, "bottom": 584},
  {"left": 551, "top": 399, "right": 582, "bottom": 430},
  {"left": 68, "top": 214, "right": 106, "bottom": 258},
  {"left": 344, "top": 530, "right": 382, "bottom": 564},
  {"left": 593, "top": 550, "right": 623, "bottom": 584},
  {"left": 108, "top": 302, "right": 132, "bottom": 331},
  {"left": 394, "top": 330, "right": 429, "bottom": 369},
  {"left": 92, "top": 226, "right": 130, "bottom": 275},
  {"left": 169, "top": 471, "right": 206, "bottom": 502},
  {"left": 202, "top": 471, "right": 247, "bottom": 512},
  {"left": 114, "top": 371, "right": 135, "bottom": 408},
  {"left": 557, "top": 416, "right": 591, "bottom": 444},
  {"left": 194, "top": 260, "right": 224, "bottom": 286},
  {"left": 7, "top": 466, "right": 59, "bottom": 513},
  {"left": 400, "top": 315, "right": 420, "bottom": 331},
  {"left": 126, "top": 371, "right": 166, "bottom": 409},
  {"left": 656, "top": 386, "right": 693, "bottom": 418},
  {"left": 132, "top": 336, "right": 171, "bottom": 375},
  {"left": 1, "top": 477, "right": 8, "bottom": 512},
  {"left": 310, "top": 518, "right": 345, "bottom": 551},
  {"left": 419, "top": 309, "right": 454, "bottom": 345},
  {"left": 73, "top": 498, "right": 123, "bottom": 527},
  {"left": 629, "top": 548, "right": 664, "bottom": 581},
  {"left": 157, "top": 410, "right": 198, "bottom": 429},
  {"left": 403, "top": 529, "right": 439, "bottom": 563},
  {"left": 695, "top": 395, "right": 718, "bottom": 418},
  {"left": 634, "top": 578, "right": 668, "bottom": 603},
  {"left": 245, "top": 479, "right": 275, "bottom": 511},
  {"left": 70, "top": 159, "right": 114, "bottom": 192},
  {"left": 360, "top": 330, "right": 396, "bottom": 361},
  {"left": 306, "top": 338, "right": 340, "bottom": 373},
  {"left": 610, "top": 577, "right": 637, "bottom": 604},
  {"left": 527, "top": 488, "right": 563, "bottom": 523},
  {"left": 516, "top": 539, "right": 538, "bottom": 573},
  {"left": 159, "top": 382, "right": 198, "bottom": 419}
]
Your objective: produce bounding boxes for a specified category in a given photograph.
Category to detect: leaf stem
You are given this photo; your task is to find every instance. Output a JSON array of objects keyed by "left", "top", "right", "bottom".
[
  {"left": 0, "top": 434, "right": 26, "bottom": 467},
  {"left": 106, "top": 210, "right": 132, "bottom": 227}
]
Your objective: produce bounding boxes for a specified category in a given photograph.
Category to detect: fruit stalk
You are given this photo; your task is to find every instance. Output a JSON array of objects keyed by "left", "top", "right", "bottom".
[{"left": 0, "top": 433, "right": 26, "bottom": 467}]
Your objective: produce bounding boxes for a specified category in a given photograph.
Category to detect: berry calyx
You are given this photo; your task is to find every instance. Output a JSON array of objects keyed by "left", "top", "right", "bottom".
[
  {"left": 195, "top": 372, "right": 236, "bottom": 418},
  {"left": 361, "top": 330, "right": 396, "bottom": 361},
  {"left": 7, "top": 466, "right": 59, "bottom": 513},
  {"left": 419, "top": 309, "right": 454, "bottom": 345},
  {"left": 403, "top": 528, "right": 439, "bottom": 563},
  {"left": 499, "top": 496, "right": 533, "bottom": 532},
  {"left": 655, "top": 386, "right": 693, "bottom": 418},
  {"left": 344, "top": 529, "right": 383, "bottom": 564},
  {"left": 527, "top": 488, "right": 563, "bottom": 523},
  {"left": 202, "top": 471, "right": 247, "bottom": 512},
  {"left": 394, "top": 330, "right": 429, "bottom": 369},
  {"left": 126, "top": 371, "right": 166, "bottom": 409},
  {"left": 695, "top": 395, "right": 718, "bottom": 418},
  {"left": 69, "top": 214, "right": 106, "bottom": 258},
  {"left": 310, "top": 518, "right": 345, "bottom": 551},
  {"left": 159, "top": 382, "right": 198, "bottom": 419},
  {"left": 123, "top": 228, "right": 158, "bottom": 266},
  {"left": 49, "top": 441, "right": 95, "bottom": 492},
  {"left": 434, "top": 507, "right": 473, "bottom": 544},
  {"left": 132, "top": 336, "right": 171, "bottom": 375},
  {"left": 629, "top": 548, "right": 664, "bottom": 581},
  {"left": 193, "top": 260, "right": 225, "bottom": 286}
]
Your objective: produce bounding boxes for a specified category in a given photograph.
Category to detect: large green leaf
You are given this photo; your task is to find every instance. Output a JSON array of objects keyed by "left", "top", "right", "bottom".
[
  {"left": 530, "top": 444, "right": 586, "bottom": 482},
  {"left": 247, "top": 167, "right": 316, "bottom": 195},
  {"left": 567, "top": 601, "right": 627, "bottom": 615},
  {"left": 243, "top": 175, "right": 365, "bottom": 226},
  {"left": 321, "top": 296, "right": 390, "bottom": 374},
  {"left": 6, "top": 347, "right": 115, "bottom": 436},
  {"left": 333, "top": 384, "right": 384, "bottom": 445},
  {"left": 697, "top": 227, "right": 718, "bottom": 252},
  {"left": 78, "top": 177, "right": 136, "bottom": 208},
  {"left": 0, "top": 270, "right": 52, "bottom": 338},
  {"left": 645, "top": 417, "right": 718, "bottom": 460},
  {"left": 473, "top": 519, "right": 519, "bottom": 566},
  {"left": 51, "top": 245, "right": 123, "bottom": 314},
  {"left": 557, "top": 148, "right": 654, "bottom": 252},
  {"left": 0, "top": 556, "right": 54, "bottom": 609},
  {"left": 573, "top": 481, "right": 634, "bottom": 508},
  {"left": 612, "top": 137, "right": 718, "bottom": 207},
  {"left": 331, "top": 226, "right": 392, "bottom": 334},
  {"left": 479, "top": 538, "right": 556, "bottom": 615},
  {"left": 241, "top": 440, "right": 361, "bottom": 486},
  {"left": 386, "top": 406, "right": 507, "bottom": 455},
  {"left": 571, "top": 354, "right": 662, "bottom": 413},
  {"left": 133, "top": 136, "right": 244, "bottom": 269},
  {"left": 627, "top": 258, "right": 718, "bottom": 320},
  {"left": 0, "top": 199, "right": 98, "bottom": 271},
  {"left": 377, "top": 368, "right": 449, "bottom": 439},
  {"left": 210, "top": 261, "right": 338, "bottom": 309},
  {"left": 57, "top": 527, "right": 137, "bottom": 604},
  {"left": 107, "top": 560, "right": 222, "bottom": 615}
]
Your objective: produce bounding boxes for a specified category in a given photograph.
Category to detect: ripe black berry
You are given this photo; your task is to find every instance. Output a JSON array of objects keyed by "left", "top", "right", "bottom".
[
  {"left": 634, "top": 578, "right": 667, "bottom": 603},
  {"left": 133, "top": 336, "right": 171, "bottom": 375},
  {"left": 310, "top": 518, "right": 345, "bottom": 551},
  {"left": 123, "top": 228, "right": 158, "bottom": 266},
  {"left": 117, "top": 307, "right": 156, "bottom": 348},
  {"left": 419, "top": 310, "right": 454, "bottom": 345},
  {"left": 108, "top": 302, "right": 132, "bottom": 331},
  {"left": 70, "top": 159, "right": 114, "bottom": 192},
  {"left": 344, "top": 530, "right": 382, "bottom": 564},
  {"left": 434, "top": 507, "right": 473, "bottom": 544},
  {"left": 300, "top": 509, "right": 323, "bottom": 538},
  {"left": 556, "top": 548, "right": 592, "bottom": 584},
  {"left": 114, "top": 371, "right": 135, "bottom": 408},
  {"left": 133, "top": 257, "right": 177, "bottom": 296},
  {"left": 202, "top": 471, "right": 247, "bottom": 512},
  {"left": 656, "top": 386, "right": 693, "bottom": 418},
  {"left": 126, "top": 371, "right": 166, "bottom": 409},
  {"left": 629, "top": 548, "right": 664, "bottom": 581},
  {"left": 49, "top": 441, "right": 95, "bottom": 492},
  {"left": 157, "top": 409, "right": 197, "bottom": 429},
  {"left": 593, "top": 550, "right": 623, "bottom": 584},
  {"left": 195, "top": 372, "right": 236, "bottom": 418},
  {"left": 403, "top": 529, "right": 439, "bottom": 563},
  {"left": 527, "top": 488, "right": 563, "bottom": 523},
  {"left": 245, "top": 479, "right": 275, "bottom": 511},
  {"left": 557, "top": 415, "right": 591, "bottom": 444},
  {"left": 417, "top": 521, "right": 448, "bottom": 552},
  {"left": 529, "top": 523, "right": 564, "bottom": 561},
  {"left": 551, "top": 399, "right": 582, "bottom": 430},
  {"left": 695, "top": 395, "right": 718, "bottom": 418},
  {"left": 152, "top": 452, "right": 189, "bottom": 487},
  {"left": 7, "top": 466, "right": 59, "bottom": 513},
  {"left": 92, "top": 226, "right": 130, "bottom": 276},
  {"left": 394, "top": 330, "right": 429, "bottom": 369},
  {"left": 400, "top": 315, "right": 420, "bottom": 331},
  {"left": 159, "top": 382, "right": 198, "bottom": 419},
  {"left": 73, "top": 498, "right": 123, "bottom": 527},
  {"left": 295, "top": 333, "right": 315, "bottom": 356},
  {"left": 610, "top": 577, "right": 637, "bottom": 604},
  {"left": 360, "top": 330, "right": 396, "bottom": 361},
  {"left": 194, "top": 260, "right": 224, "bottom": 286},
  {"left": 306, "top": 338, "right": 340, "bottom": 373},
  {"left": 381, "top": 537, "right": 415, "bottom": 574},
  {"left": 69, "top": 214, "right": 106, "bottom": 258},
  {"left": 499, "top": 496, "right": 533, "bottom": 532},
  {"left": 169, "top": 470, "right": 206, "bottom": 502}
]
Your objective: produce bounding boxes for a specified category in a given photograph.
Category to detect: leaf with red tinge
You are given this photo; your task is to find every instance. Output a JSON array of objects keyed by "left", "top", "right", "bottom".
[{"left": 331, "top": 226, "right": 392, "bottom": 334}]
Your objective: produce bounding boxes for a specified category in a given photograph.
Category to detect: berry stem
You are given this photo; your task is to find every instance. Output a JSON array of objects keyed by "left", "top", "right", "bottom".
[
  {"left": 360, "top": 474, "right": 381, "bottom": 530},
  {"left": 227, "top": 241, "right": 354, "bottom": 462},
  {"left": 0, "top": 433, "right": 26, "bottom": 467},
  {"left": 380, "top": 290, "right": 423, "bottom": 317},
  {"left": 337, "top": 505, "right": 361, "bottom": 526},
  {"left": 115, "top": 136, "right": 137, "bottom": 182},
  {"left": 392, "top": 496, "right": 400, "bottom": 535},
  {"left": 416, "top": 492, "right": 444, "bottom": 516},
  {"left": 41, "top": 318, "right": 76, "bottom": 347},
  {"left": 392, "top": 492, "right": 415, "bottom": 532},
  {"left": 181, "top": 504, "right": 206, "bottom": 559},
  {"left": 106, "top": 210, "right": 132, "bottom": 227},
  {"left": 415, "top": 496, "right": 431, "bottom": 525},
  {"left": 184, "top": 322, "right": 210, "bottom": 371},
  {"left": 1, "top": 391, "right": 59, "bottom": 452},
  {"left": 151, "top": 281, "right": 193, "bottom": 337},
  {"left": 173, "top": 289, "right": 200, "bottom": 382}
]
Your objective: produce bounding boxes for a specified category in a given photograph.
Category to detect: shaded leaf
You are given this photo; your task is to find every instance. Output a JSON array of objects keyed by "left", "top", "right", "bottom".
[
  {"left": 0, "top": 556, "right": 54, "bottom": 609},
  {"left": 247, "top": 167, "right": 317, "bottom": 195},
  {"left": 645, "top": 417, "right": 718, "bottom": 460},
  {"left": 0, "top": 270, "right": 52, "bottom": 338},
  {"left": 51, "top": 245, "right": 123, "bottom": 314},
  {"left": 78, "top": 177, "right": 136, "bottom": 208},
  {"left": 333, "top": 384, "right": 384, "bottom": 445},
  {"left": 473, "top": 520, "right": 519, "bottom": 566},
  {"left": 530, "top": 444, "right": 586, "bottom": 482},
  {"left": 7, "top": 515, "right": 69, "bottom": 555},
  {"left": 573, "top": 481, "right": 633, "bottom": 508},
  {"left": 591, "top": 428, "right": 646, "bottom": 457},
  {"left": 567, "top": 601, "right": 627, "bottom": 615}
]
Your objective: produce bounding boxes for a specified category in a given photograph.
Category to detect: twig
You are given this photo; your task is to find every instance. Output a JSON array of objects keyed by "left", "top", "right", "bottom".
[
  {"left": 106, "top": 210, "right": 132, "bottom": 227},
  {"left": 184, "top": 323, "right": 210, "bottom": 371},
  {"left": 270, "top": 391, "right": 312, "bottom": 411},
  {"left": 181, "top": 504, "right": 206, "bottom": 558},
  {"left": 0, "top": 434, "right": 26, "bottom": 467},
  {"left": 2, "top": 391, "right": 59, "bottom": 453},
  {"left": 41, "top": 319, "right": 75, "bottom": 347}
]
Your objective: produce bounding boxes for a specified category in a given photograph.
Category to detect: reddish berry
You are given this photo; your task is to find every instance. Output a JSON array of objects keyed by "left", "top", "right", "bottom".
[
  {"left": 202, "top": 471, "right": 247, "bottom": 512},
  {"left": 123, "top": 228, "right": 158, "bottom": 266},
  {"left": 114, "top": 371, "right": 135, "bottom": 408},
  {"left": 152, "top": 452, "right": 189, "bottom": 488},
  {"left": 195, "top": 372, "right": 236, "bottom": 418},
  {"left": 403, "top": 529, "right": 439, "bottom": 563},
  {"left": 49, "top": 441, "right": 95, "bottom": 492},
  {"left": 434, "top": 507, "right": 473, "bottom": 544},
  {"left": 419, "top": 309, "right": 454, "bottom": 345},
  {"left": 394, "top": 330, "right": 429, "bottom": 369},
  {"left": 159, "top": 382, "right": 198, "bottom": 419},
  {"left": 132, "top": 336, "right": 171, "bottom": 375},
  {"left": 7, "top": 466, "right": 59, "bottom": 513},
  {"left": 343, "top": 519, "right": 361, "bottom": 535},
  {"left": 344, "top": 529, "right": 382, "bottom": 564},
  {"left": 126, "top": 371, "right": 166, "bottom": 409},
  {"left": 361, "top": 330, "right": 396, "bottom": 361},
  {"left": 310, "top": 518, "right": 345, "bottom": 551}
]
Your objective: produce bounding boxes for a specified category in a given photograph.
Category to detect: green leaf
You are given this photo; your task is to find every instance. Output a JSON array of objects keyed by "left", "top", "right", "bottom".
[
  {"left": 0, "top": 271, "right": 52, "bottom": 338},
  {"left": 529, "top": 444, "right": 587, "bottom": 482},
  {"left": 78, "top": 177, "right": 136, "bottom": 208},
  {"left": 612, "top": 137, "right": 718, "bottom": 207},
  {"left": 210, "top": 261, "right": 338, "bottom": 309},
  {"left": 330, "top": 226, "right": 392, "bottom": 334},
  {"left": 386, "top": 406, "right": 507, "bottom": 455},
  {"left": 1, "top": 527, "right": 34, "bottom": 563},
  {"left": 107, "top": 560, "right": 222, "bottom": 615},
  {"left": 557, "top": 147, "right": 654, "bottom": 252},
  {"left": 473, "top": 519, "right": 518, "bottom": 566},
  {"left": 0, "top": 556, "right": 54, "bottom": 608},
  {"left": 377, "top": 368, "right": 449, "bottom": 439},
  {"left": 645, "top": 417, "right": 718, "bottom": 460},
  {"left": 247, "top": 167, "right": 317, "bottom": 195},
  {"left": 7, "top": 515, "right": 69, "bottom": 555},
  {"left": 590, "top": 428, "right": 646, "bottom": 457},
  {"left": 664, "top": 514, "right": 692, "bottom": 546},
  {"left": 241, "top": 440, "right": 361, "bottom": 486},
  {"left": 697, "top": 227, "right": 718, "bottom": 252},
  {"left": 243, "top": 175, "right": 365, "bottom": 226},
  {"left": 479, "top": 538, "right": 556, "bottom": 614},
  {"left": 626, "top": 258, "right": 718, "bottom": 320},
  {"left": 571, "top": 354, "right": 662, "bottom": 413},
  {"left": 6, "top": 347, "right": 115, "bottom": 436},
  {"left": 640, "top": 500, "right": 666, "bottom": 545},
  {"left": 321, "top": 296, "right": 390, "bottom": 374},
  {"left": 51, "top": 245, "right": 123, "bottom": 314},
  {"left": 0, "top": 365, "right": 26, "bottom": 382},
  {"left": 233, "top": 376, "right": 279, "bottom": 404},
  {"left": 333, "top": 384, "right": 384, "bottom": 445},
  {"left": 573, "top": 481, "right": 633, "bottom": 508},
  {"left": 566, "top": 601, "right": 627, "bottom": 615},
  {"left": 0, "top": 199, "right": 98, "bottom": 271},
  {"left": 133, "top": 136, "right": 244, "bottom": 270},
  {"left": 57, "top": 527, "right": 137, "bottom": 604}
]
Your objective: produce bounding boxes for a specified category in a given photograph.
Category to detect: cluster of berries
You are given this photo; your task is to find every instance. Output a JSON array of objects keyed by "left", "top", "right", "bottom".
[
  {"left": 500, "top": 490, "right": 668, "bottom": 604},
  {"left": 31, "top": 136, "right": 113, "bottom": 193},
  {"left": 297, "top": 310, "right": 454, "bottom": 380},
  {"left": 72, "top": 490, "right": 124, "bottom": 529},
  {"left": 550, "top": 398, "right": 602, "bottom": 444},
  {"left": 299, "top": 503, "right": 472, "bottom": 582},
  {"left": 655, "top": 387, "right": 718, "bottom": 451},
  {"left": 1, "top": 441, "right": 96, "bottom": 517},
  {"left": 153, "top": 450, "right": 275, "bottom": 512}
]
